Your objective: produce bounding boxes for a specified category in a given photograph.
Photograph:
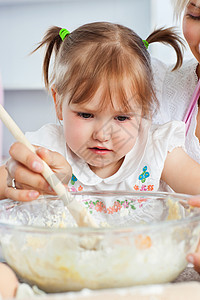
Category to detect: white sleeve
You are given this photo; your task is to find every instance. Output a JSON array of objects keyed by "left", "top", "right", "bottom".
[
  {"left": 152, "top": 121, "right": 186, "bottom": 153},
  {"left": 25, "top": 123, "right": 66, "bottom": 156}
]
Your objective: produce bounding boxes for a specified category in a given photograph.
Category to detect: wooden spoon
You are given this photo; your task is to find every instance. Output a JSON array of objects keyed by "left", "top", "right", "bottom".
[{"left": 0, "top": 104, "right": 98, "bottom": 228}]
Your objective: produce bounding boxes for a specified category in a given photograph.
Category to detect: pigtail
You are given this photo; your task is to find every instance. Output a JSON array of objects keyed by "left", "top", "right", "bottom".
[
  {"left": 146, "top": 27, "right": 185, "bottom": 71},
  {"left": 32, "top": 26, "right": 63, "bottom": 89}
]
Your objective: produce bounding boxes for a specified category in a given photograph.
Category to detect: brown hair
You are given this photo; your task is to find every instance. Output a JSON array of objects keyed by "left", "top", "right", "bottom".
[{"left": 33, "top": 22, "right": 184, "bottom": 118}]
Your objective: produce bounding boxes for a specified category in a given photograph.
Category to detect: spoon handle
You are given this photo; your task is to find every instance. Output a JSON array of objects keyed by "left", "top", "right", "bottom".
[{"left": 0, "top": 104, "right": 98, "bottom": 228}]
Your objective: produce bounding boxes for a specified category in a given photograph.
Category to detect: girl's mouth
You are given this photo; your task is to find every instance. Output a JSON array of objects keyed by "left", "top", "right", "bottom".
[{"left": 89, "top": 147, "right": 112, "bottom": 155}]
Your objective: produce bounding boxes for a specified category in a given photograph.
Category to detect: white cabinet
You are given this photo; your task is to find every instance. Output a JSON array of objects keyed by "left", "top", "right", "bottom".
[
  {"left": 0, "top": 0, "right": 188, "bottom": 90},
  {"left": 1, "top": 0, "right": 152, "bottom": 157},
  {"left": 0, "top": 0, "right": 185, "bottom": 158},
  {"left": 0, "top": 0, "right": 151, "bottom": 90}
]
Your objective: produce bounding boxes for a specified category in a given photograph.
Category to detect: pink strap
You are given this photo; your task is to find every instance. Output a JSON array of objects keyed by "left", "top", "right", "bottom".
[
  {"left": 183, "top": 79, "right": 200, "bottom": 136},
  {"left": 0, "top": 75, "right": 3, "bottom": 163}
]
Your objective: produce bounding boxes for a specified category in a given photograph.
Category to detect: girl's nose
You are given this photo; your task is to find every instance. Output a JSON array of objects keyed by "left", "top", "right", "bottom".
[{"left": 92, "top": 123, "right": 112, "bottom": 142}]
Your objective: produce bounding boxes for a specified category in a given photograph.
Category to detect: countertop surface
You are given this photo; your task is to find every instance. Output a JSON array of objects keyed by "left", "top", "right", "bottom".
[
  {"left": 174, "top": 265, "right": 200, "bottom": 282},
  {"left": 1, "top": 261, "right": 200, "bottom": 299},
  {"left": 15, "top": 266, "right": 200, "bottom": 300}
]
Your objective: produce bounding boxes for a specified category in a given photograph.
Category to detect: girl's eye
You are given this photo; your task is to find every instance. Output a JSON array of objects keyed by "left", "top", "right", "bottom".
[
  {"left": 77, "top": 112, "right": 93, "bottom": 119},
  {"left": 114, "top": 116, "right": 131, "bottom": 122}
]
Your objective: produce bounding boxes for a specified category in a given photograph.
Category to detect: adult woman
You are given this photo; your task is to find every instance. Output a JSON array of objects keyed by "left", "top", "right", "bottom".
[{"left": 153, "top": 0, "right": 200, "bottom": 164}]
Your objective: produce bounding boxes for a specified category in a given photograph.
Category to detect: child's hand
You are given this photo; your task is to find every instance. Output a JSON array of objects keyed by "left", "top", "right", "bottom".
[{"left": 5, "top": 142, "right": 72, "bottom": 202}]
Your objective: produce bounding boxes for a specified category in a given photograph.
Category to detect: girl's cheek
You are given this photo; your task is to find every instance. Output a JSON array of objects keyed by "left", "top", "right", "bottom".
[{"left": 64, "top": 119, "right": 89, "bottom": 146}]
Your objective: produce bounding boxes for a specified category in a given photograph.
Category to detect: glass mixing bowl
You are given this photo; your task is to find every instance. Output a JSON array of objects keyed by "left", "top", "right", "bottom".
[{"left": 0, "top": 191, "right": 200, "bottom": 293}]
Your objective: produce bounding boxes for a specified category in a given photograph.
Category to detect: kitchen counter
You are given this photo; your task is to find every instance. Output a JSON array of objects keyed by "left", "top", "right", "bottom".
[
  {"left": 174, "top": 265, "right": 200, "bottom": 283},
  {"left": 12, "top": 266, "right": 200, "bottom": 300},
  {"left": 16, "top": 281, "right": 200, "bottom": 300}
]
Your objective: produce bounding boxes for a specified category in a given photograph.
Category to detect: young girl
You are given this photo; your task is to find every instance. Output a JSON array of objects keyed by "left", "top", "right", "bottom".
[
  {"left": 0, "top": 20, "right": 200, "bottom": 288},
  {"left": 0, "top": 21, "right": 200, "bottom": 203},
  {"left": 153, "top": 0, "right": 200, "bottom": 163}
]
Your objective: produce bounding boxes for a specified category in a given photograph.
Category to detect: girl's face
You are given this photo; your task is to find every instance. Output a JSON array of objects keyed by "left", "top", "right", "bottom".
[
  {"left": 183, "top": 1, "right": 200, "bottom": 68},
  {"left": 60, "top": 84, "right": 142, "bottom": 178}
]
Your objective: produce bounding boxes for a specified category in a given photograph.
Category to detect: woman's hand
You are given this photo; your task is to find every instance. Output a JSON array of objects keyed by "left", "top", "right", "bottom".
[
  {"left": 187, "top": 240, "right": 200, "bottom": 274},
  {"left": 5, "top": 142, "right": 72, "bottom": 201},
  {"left": 187, "top": 197, "right": 200, "bottom": 273}
]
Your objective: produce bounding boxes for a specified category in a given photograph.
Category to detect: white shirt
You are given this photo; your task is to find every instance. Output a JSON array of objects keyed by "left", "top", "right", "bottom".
[
  {"left": 152, "top": 57, "right": 200, "bottom": 163},
  {"left": 26, "top": 120, "right": 185, "bottom": 226}
]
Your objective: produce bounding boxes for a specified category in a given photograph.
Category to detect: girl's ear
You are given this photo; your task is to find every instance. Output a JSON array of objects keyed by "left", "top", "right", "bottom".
[{"left": 51, "top": 87, "right": 63, "bottom": 120}]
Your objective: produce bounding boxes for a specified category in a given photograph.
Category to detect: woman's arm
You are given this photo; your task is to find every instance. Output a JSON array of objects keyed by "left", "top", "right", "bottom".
[
  {"left": 186, "top": 198, "right": 200, "bottom": 273},
  {"left": 162, "top": 155, "right": 200, "bottom": 272}
]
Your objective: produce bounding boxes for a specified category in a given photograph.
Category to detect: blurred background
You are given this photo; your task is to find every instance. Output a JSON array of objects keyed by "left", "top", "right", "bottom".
[{"left": 0, "top": 0, "right": 192, "bottom": 160}]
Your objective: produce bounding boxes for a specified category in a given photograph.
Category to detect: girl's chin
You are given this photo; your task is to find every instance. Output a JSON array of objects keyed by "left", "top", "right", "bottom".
[{"left": 88, "top": 162, "right": 111, "bottom": 168}]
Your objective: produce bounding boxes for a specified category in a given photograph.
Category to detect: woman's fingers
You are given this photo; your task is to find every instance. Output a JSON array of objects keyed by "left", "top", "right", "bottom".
[
  {"left": 187, "top": 240, "right": 200, "bottom": 274},
  {"left": 188, "top": 196, "right": 200, "bottom": 208},
  {"left": 187, "top": 198, "right": 200, "bottom": 274},
  {"left": 187, "top": 253, "right": 200, "bottom": 273}
]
